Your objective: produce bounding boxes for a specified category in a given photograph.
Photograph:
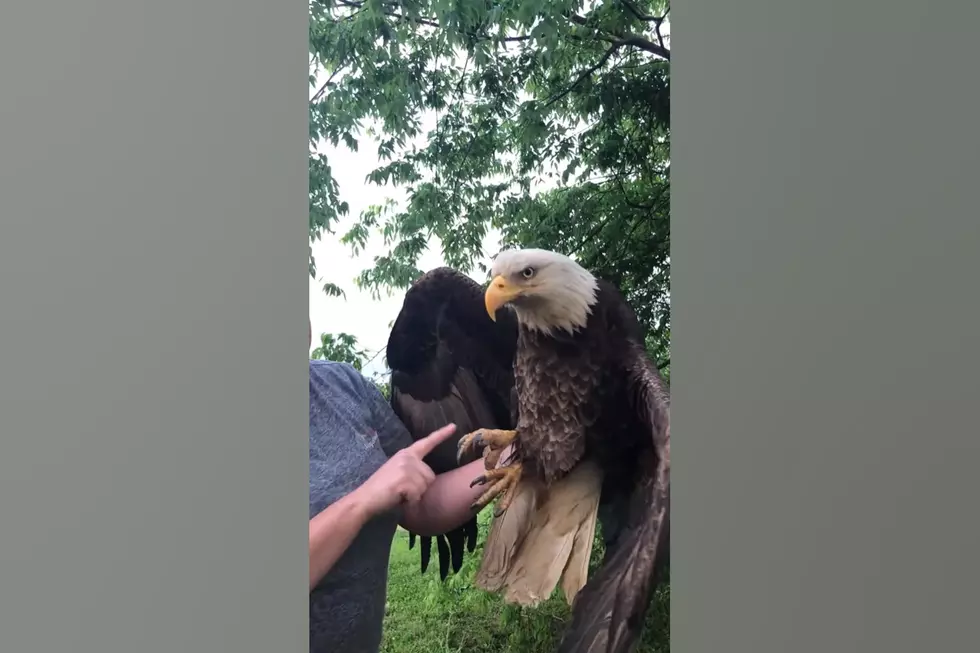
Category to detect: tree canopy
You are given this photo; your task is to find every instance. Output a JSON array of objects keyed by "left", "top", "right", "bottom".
[
  {"left": 309, "top": 0, "right": 670, "bottom": 373},
  {"left": 310, "top": 332, "right": 368, "bottom": 369}
]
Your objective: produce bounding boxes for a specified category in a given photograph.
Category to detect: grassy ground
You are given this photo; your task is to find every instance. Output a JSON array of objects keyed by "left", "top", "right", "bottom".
[{"left": 381, "top": 512, "right": 669, "bottom": 653}]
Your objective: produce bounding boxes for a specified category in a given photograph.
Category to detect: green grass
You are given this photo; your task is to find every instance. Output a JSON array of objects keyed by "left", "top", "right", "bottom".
[{"left": 381, "top": 512, "right": 669, "bottom": 653}]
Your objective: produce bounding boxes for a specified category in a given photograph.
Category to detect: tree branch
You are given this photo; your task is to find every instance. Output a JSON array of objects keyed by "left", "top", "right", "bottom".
[
  {"left": 567, "top": 211, "right": 616, "bottom": 257},
  {"left": 543, "top": 18, "right": 671, "bottom": 110},
  {"left": 569, "top": 11, "right": 670, "bottom": 60},
  {"left": 618, "top": 35, "right": 670, "bottom": 60},
  {"left": 364, "top": 345, "right": 387, "bottom": 370},
  {"left": 618, "top": 0, "right": 672, "bottom": 52},
  {"left": 620, "top": 0, "right": 659, "bottom": 22},
  {"left": 545, "top": 44, "right": 619, "bottom": 107},
  {"left": 327, "top": 2, "right": 668, "bottom": 58},
  {"left": 311, "top": 65, "right": 347, "bottom": 103},
  {"left": 615, "top": 175, "right": 654, "bottom": 210},
  {"left": 329, "top": 6, "right": 366, "bottom": 24},
  {"left": 656, "top": 8, "right": 669, "bottom": 50},
  {"left": 334, "top": 0, "right": 532, "bottom": 44}
]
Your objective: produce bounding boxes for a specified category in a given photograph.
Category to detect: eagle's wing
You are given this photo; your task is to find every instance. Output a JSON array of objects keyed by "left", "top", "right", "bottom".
[
  {"left": 386, "top": 267, "right": 518, "bottom": 579},
  {"left": 557, "top": 341, "right": 670, "bottom": 653}
]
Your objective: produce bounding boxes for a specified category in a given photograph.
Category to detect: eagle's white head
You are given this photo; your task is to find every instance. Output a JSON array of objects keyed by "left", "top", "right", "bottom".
[{"left": 485, "top": 248, "right": 599, "bottom": 334}]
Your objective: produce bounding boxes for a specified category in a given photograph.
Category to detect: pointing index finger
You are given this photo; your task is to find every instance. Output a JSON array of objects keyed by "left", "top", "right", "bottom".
[{"left": 408, "top": 423, "right": 457, "bottom": 457}]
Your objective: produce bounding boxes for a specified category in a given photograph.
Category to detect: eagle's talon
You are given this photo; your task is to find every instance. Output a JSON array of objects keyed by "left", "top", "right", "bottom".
[
  {"left": 456, "top": 430, "right": 485, "bottom": 464},
  {"left": 458, "top": 428, "right": 518, "bottom": 466},
  {"left": 470, "top": 462, "right": 523, "bottom": 514}
]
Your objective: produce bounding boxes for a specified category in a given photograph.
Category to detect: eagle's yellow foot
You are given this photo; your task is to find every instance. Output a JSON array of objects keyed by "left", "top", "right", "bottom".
[
  {"left": 469, "top": 462, "right": 523, "bottom": 516},
  {"left": 482, "top": 445, "right": 506, "bottom": 470},
  {"left": 456, "top": 428, "right": 518, "bottom": 465}
]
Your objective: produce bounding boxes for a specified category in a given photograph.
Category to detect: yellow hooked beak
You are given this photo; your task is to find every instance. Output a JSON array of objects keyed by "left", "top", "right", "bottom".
[{"left": 485, "top": 275, "right": 522, "bottom": 321}]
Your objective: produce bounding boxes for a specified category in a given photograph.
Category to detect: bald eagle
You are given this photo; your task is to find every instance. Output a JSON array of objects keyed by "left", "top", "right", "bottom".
[{"left": 386, "top": 248, "right": 670, "bottom": 653}]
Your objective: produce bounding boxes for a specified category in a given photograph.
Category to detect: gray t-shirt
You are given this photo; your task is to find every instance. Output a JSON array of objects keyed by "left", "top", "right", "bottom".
[{"left": 309, "top": 360, "right": 413, "bottom": 653}]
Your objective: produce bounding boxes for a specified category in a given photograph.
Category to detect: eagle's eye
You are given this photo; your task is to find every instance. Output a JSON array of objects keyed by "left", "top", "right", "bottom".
[{"left": 521, "top": 267, "right": 535, "bottom": 279}]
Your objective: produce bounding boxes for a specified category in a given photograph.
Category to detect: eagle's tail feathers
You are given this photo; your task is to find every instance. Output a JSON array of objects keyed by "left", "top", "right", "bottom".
[{"left": 475, "top": 460, "right": 604, "bottom": 607}]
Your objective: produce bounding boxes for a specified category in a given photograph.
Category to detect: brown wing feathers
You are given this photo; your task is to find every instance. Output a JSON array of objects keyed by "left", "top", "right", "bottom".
[
  {"left": 558, "top": 336, "right": 671, "bottom": 653},
  {"left": 386, "top": 267, "right": 518, "bottom": 580}
]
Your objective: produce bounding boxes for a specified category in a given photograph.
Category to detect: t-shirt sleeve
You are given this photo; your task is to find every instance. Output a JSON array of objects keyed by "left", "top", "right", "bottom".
[{"left": 360, "top": 376, "right": 414, "bottom": 458}]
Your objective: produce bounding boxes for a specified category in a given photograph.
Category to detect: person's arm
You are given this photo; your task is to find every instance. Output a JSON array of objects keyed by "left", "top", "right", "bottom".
[
  {"left": 308, "top": 424, "right": 459, "bottom": 590},
  {"left": 399, "top": 444, "right": 514, "bottom": 536},
  {"left": 309, "top": 491, "right": 371, "bottom": 589}
]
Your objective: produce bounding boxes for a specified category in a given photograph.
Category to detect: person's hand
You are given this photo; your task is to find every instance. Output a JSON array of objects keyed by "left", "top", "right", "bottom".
[{"left": 351, "top": 424, "right": 457, "bottom": 519}]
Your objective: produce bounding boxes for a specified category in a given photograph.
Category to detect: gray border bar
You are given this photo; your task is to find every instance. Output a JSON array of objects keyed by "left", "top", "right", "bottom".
[
  {"left": 1, "top": 1, "right": 310, "bottom": 650},
  {"left": 675, "top": 1, "right": 979, "bottom": 651}
]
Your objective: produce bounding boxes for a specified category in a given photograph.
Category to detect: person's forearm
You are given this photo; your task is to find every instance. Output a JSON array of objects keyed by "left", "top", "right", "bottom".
[
  {"left": 399, "top": 458, "right": 495, "bottom": 536},
  {"left": 309, "top": 491, "right": 370, "bottom": 590}
]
